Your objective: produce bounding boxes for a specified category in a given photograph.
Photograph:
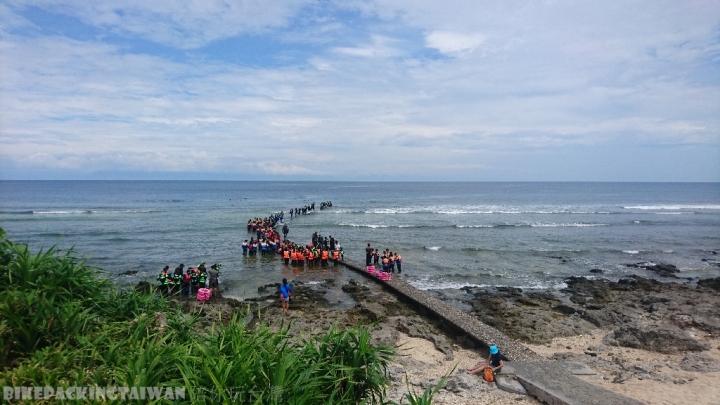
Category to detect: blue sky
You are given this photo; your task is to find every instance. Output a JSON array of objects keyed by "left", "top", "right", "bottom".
[{"left": 1, "top": 0, "right": 718, "bottom": 181}]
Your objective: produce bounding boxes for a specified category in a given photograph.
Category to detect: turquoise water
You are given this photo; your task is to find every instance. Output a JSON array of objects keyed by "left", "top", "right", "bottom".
[{"left": 1, "top": 181, "right": 719, "bottom": 299}]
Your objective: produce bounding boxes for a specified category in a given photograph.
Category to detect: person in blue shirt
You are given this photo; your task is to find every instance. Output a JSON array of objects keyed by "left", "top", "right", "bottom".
[{"left": 279, "top": 278, "right": 292, "bottom": 313}]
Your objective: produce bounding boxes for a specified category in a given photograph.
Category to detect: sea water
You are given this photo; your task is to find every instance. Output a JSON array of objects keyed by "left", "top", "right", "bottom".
[{"left": 1, "top": 181, "right": 718, "bottom": 299}]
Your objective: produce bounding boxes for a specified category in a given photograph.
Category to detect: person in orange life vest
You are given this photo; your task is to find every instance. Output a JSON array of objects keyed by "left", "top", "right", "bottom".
[
  {"left": 332, "top": 249, "right": 340, "bottom": 264},
  {"left": 321, "top": 249, "right": 329, "bottom": 266},
  {"left": 283, "top": 249, "right": 290, "bottom": 265}
]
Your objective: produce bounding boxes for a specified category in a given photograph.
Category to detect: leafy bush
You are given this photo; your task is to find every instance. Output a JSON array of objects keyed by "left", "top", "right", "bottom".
[{"left": 0, "top": 228, "right": 397, "bottom": 404}]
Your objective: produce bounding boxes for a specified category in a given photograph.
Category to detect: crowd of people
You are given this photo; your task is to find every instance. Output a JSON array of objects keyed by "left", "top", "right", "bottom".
[
  {"left": 243, "top": 214, "right": 284, "bottom": 254},
  {"left": 319, "top": 201, "right": 333, "bottom": 210},
  {"left": 156, "top": 262, "right": 222, "bottom": 298},
  {"left": 277, "top": 233, "right": 344, "bottom": 268},
  {"left": 365, "top": 243, "right": 402, "bottom": 274}
]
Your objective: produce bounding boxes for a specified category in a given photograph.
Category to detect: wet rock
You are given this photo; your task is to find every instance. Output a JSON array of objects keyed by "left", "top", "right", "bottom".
[
  {"left": 679, "top": 353, "right": 720, "bottom": 372},
  {"left": 341, "top": 279, "right": 367, "bottom": 294},
  {"left": 569, "top": 295, "right": 586, "bottom": 305},
  {"left": 697, "top": 277, "right": 720, "bottom": 292},
  {"left": 258, "top": 282, "right": 280, "bottom": 293},
  {"left": 589, "top": 268, "right": 604, "bottom": 274},
  {"left": 134, "top": 281, "right": 151, "bottom": 293},
  {"left": 626, "top": 262, "right": 679, "bottom": 278},
  {"left": 602, "top": 324, "right": 710, "bottom": 354},
  {"left": 552, "top": 304, "right": 577, "bottom": 315},
  {"left": 119, "top": 270, "right": 138, "bottom": 276},
  {"left": 495, "top": 286, "right": 523, "bottom": 295}
]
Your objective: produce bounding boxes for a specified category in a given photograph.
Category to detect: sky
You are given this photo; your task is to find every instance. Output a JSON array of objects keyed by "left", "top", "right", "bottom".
[{"left": 0, "top": 0, "right": 719, "bottom": 181}]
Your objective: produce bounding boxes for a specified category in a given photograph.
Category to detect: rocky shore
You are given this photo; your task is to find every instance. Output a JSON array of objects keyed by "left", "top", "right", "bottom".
[{"left": 172, "top": 269, "right": 720, "bottom": 405}]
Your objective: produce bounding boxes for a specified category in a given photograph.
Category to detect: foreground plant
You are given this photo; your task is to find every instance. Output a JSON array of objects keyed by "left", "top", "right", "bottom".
[{"left": 0, "top": 228, "right": 398, "bottom": 404}]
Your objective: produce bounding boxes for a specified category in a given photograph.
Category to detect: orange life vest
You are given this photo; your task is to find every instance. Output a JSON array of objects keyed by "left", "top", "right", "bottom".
[
  {"left": 321, "top": 251, "right": 329, "bottom": 260},
  {"left": 283, "top": 251, "right": 289, "bottom": 259},
  {"left": 333, "top": 251, "right": 339, "bottom": 259}
]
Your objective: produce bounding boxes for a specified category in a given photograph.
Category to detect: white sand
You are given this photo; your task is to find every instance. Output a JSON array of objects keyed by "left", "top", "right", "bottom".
[{"left": 526, "top": 330, "right": 720, "bottom": 405}]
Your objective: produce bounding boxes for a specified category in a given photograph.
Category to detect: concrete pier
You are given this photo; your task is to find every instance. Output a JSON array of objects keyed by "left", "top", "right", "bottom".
[
  {"left": 338, "top": 258, "right": 646, "bottom": 405},
  {"left": 340, "top": 258, "right": 541, "bottom": 361}
]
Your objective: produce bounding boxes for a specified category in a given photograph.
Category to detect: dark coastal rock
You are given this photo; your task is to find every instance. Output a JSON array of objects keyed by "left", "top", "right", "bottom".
[
  {"left": 552, "top": 304, "right": 577, "bottom": 315},
  {"left": 626, "top": 262, "right": 679, "bottom": 278},
  {"left": 697, "top": 277, "right": 720, "bottom": 292},
  {"left": 134, "top": 281, "right": 151, "bottom": 293},
  {"left": 602, "top": 324, "right": 710, "bottom": 354},
  {"left": 258, "top": 282, "right": 280, "bottom": 292},
  {"left": 589, "top": 268, "right": 604, "bottom": 274},
  {"left": 679, "top": 353, "right": 720, "bottom": 372},
  {"left": 564, "top": 276, "right": 617, "bottom": 304},
  {"left": 448, "top": 274, "right": 720, "bottom": 345},
  {"left": 495, "top": 286, "right": 523, "bottom": 295},
  {"left": 569, "top": 295, "right": 586, "bottom": 305},
  {"left": 358, "top": 301, "right": 387, "bottom": 322},
  {"left": 119, "top": 270, "right": 138, "bottom": 275},
  {"left": 342, "top": 279, "right": 370, "bottom": 294}
]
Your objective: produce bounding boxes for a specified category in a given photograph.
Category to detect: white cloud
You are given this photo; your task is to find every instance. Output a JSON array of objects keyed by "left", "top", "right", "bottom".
[
  {"left": 0, "top": 1, "right": 718, "bottom": 180},
  {"left": 425, "top": 31, "right": 486, "bottom": 54}
]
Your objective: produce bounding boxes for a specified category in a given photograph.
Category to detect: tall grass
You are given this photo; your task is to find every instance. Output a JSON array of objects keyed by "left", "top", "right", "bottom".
[{"left": 0, "top": 228, "right": 398, "bottom": 404}]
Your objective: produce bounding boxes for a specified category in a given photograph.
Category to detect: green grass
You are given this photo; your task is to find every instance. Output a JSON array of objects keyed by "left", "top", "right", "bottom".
[{"left": 0, "top": 228, "right": 399, "bottom": 404}]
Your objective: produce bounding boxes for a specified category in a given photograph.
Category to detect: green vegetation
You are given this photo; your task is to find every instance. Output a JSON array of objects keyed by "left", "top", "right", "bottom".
[
  {"left": 0, "top": 229, "right": 396, "bottom": 404},
  {"left": 402, "top": 367, "right": 455, "bottom": 405}
]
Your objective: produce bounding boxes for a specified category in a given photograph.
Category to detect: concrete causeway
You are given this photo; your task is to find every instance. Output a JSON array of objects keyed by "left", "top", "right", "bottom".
[
  {"left": 340, "top": 258, "right": 541, "bottom": 361},
  {"left": 338, "top": 258, "right": 646, "bottom": 405}
]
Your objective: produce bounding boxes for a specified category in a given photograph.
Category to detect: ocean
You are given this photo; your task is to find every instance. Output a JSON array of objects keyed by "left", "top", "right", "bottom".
[{"left": 1, "top": 181, "right": 719, "bottom": 300}]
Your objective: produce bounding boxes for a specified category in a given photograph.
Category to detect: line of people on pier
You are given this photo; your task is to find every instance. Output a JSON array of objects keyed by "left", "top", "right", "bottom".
[
  {"left": 288, "top": 203, "right": 316, "bottom": 219},
  {"left": 319, "top": 201, "right": 333, "bottom": 210},
  {"left": 156, "top": 262, "right": 222, "bottom": 297}
]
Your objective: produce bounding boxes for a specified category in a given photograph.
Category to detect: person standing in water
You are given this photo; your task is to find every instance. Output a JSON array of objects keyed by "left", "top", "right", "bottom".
[
  {"left": 365, "top": 243, "right": 373, "bottom": 266},
  {"left": 208, "top": 263, "right": 220, "bottom": 297}
]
